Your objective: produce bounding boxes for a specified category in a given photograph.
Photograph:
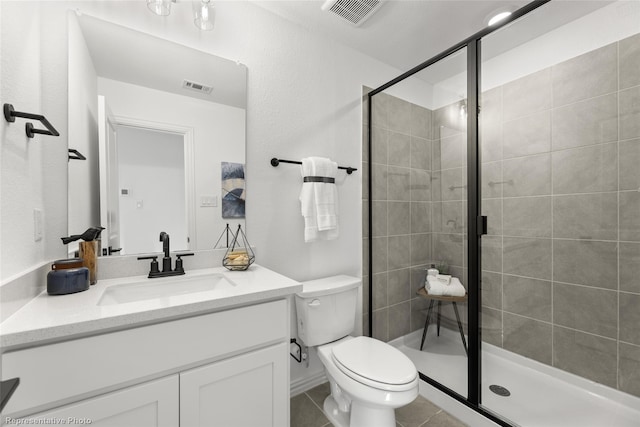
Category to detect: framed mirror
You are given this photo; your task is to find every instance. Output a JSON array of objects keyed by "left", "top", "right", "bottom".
[{"left": 67, "top": 12, "right": 247, "bottom": 256}]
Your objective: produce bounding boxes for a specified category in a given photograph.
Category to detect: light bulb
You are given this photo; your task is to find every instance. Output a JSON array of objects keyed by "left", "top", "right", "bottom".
[
  {"left": 459, "top": 101, "right": 467, "bottom": 118},
  {"left": 488, "top": 11, "right": 512, "bottom": 26},
  {"left": 202, "top": 5, "right": 209, "bottom": 21},
  {"left": 147, "top": 0, "right": 172, "bottom": 16},
  {"left": 194, "top": 0, "right": 215, "bottom": 31}
]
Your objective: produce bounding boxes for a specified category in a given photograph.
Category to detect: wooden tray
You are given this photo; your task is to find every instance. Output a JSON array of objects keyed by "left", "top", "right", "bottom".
[{"left": 416, "top": 287, "right": 467, "bottom": 302}]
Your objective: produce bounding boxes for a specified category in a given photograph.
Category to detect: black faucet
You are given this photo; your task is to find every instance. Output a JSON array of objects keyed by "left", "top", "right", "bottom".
[
  {"left": 137, "top": 231, "right": 194, "bottom": 278},
  {"left": 160, "top": 231, "right": 171, "bottom": 273}
]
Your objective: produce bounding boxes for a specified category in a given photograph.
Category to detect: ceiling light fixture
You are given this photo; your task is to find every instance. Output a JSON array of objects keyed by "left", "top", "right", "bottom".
[
  {"left": 194, "top": 0, "right": 215, "bottom": 31},
  {"left": 146, "top": 0, "right": 215, "bottom": 31},
  {"left": 487, "top": 10, "right": 512, "bottom": 26},
  {"left": 459, "top": 100, "right": 467, "bottom": 118},
  {"left": 146, "top": 0, "right": 174, "bottom": 16}
]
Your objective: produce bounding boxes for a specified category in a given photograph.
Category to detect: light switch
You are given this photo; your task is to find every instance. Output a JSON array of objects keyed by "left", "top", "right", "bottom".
[
  {"left": 33, "top": 209, "right": 43, "bottom": 241},
  {"left": 200, "top": 195, "right": 217, "bottom": 207},
  {"left": 136, "top": 200, "right": 144, "bottom": 209}
]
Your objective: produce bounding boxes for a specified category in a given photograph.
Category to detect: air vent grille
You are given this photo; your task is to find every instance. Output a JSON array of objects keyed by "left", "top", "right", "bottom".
[
  {"left": 322, "top": 0, "right": 384, "bottom": 26},
  {"left": 182, "top": 79, "right": 213, "bottom": 94}
]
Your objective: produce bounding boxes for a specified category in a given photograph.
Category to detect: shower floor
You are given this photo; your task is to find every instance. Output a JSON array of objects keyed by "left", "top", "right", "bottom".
[{"left": 393, "top": 328, "right": 640, "bottom": 427}]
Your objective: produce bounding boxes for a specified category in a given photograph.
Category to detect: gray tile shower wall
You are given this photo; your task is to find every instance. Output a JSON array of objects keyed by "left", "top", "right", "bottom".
[
  {"left": 363, "top": 31, "right": 640, "bottom": 399},
  {"left": 363, "top": 87, "right": 440, "bottom": 342},
  {"left": 478, "top": 33, "right": 640, "bottom": 397}
]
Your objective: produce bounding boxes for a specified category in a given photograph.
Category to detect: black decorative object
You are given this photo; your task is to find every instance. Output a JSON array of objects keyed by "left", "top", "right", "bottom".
[
  {"left": 219, "top": 224, "right": 254, "bottom": 271},
  {"left": 61, "top": 227, "right": 105, "bottom": 245}
]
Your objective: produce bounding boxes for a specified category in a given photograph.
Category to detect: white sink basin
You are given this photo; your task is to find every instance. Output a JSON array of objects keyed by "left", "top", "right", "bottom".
[{"left": 97, "top": 273, "right": 236, "bottom": 306}]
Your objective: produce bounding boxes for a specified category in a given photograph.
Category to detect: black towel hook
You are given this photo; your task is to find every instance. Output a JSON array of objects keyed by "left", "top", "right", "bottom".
[
  {"left": 68, "top": 148, "right": 86, "bottom": 161},
  {"left": 3, "top": 103, "right": 60, "bottom": 138}
]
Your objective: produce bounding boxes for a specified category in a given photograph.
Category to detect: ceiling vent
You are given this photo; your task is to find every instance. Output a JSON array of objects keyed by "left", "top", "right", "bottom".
[
  {"left": 182, "top": 79, "right": 213, "bottom": 95},
  {"left": 321, "top": 0, "right": 385, "bottom": 27}
]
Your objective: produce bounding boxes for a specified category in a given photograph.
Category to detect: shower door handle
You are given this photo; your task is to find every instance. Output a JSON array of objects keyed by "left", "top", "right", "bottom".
[{"left": 477, "top": 216, "right": 487, "bottom": 236}]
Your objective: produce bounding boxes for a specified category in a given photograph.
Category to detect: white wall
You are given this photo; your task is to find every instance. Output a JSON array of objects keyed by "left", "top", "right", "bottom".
[
  {"left": 116, "top": 126, "right": 187, "bottom": 254},
  {"left": 1, "top": 2, "right": 68, "bottom": 282},
  {"left": 432, "top": 1, "right": 640, "bottom": 108},
  {"left": 98, "top": 77, "right": 246, "bottom": 251},
  {"left": 482, "top": 0, "right": 640, "bottom": 91}
]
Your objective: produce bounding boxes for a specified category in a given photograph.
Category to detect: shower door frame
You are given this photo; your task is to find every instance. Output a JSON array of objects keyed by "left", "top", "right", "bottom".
[{"left": 366, "top": 1, "right": 550, "bottom": 425}]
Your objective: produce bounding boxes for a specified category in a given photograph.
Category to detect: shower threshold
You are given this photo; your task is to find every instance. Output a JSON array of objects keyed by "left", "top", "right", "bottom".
[{"left": 392, "top": 328, "right": 640, "bottom": 427}]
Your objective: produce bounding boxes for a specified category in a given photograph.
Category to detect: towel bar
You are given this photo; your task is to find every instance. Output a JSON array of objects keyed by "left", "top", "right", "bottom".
[
  {"left": 4, "top": 103, "right": 60, "bottom": 138},
  {"left": 270, "top": 157, "right": 357, "bottom": 175}
]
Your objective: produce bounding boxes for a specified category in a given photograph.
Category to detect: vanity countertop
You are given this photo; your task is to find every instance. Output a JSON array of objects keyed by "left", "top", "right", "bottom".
[{"left": 0, "top": 264, "right": 301, "bottom": 351}]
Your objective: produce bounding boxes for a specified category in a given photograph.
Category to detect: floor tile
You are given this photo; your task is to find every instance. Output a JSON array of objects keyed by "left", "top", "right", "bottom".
[
  {"left": 393, "top": 395, "right": 440, "bottom": 427},
  {"left": 291, "top": 392, "right": 330, "bottom": 427},
  {"left": 421, "top": 410, "right": 468, "bottom": 427},
  {"left": 292, "top": 382, "right": 467, "bottom": 427},
  {"left": 306, "top": 382, "right": 331, "bottom": 408}
]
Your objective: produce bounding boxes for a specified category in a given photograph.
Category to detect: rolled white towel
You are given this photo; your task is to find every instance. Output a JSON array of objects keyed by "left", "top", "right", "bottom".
[{"left": 425, "top": 276, "right": 447, "bottom": 295}]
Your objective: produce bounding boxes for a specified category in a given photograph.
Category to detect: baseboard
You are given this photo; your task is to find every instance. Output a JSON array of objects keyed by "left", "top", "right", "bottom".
[{"left": 290, "top": 371, "right": 327, "bottom": 397}]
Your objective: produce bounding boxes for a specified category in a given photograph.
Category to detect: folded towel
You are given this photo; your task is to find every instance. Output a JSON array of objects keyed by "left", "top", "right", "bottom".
[
  {"left": 436, "top": 274, "right": 451, "bottom": 284},
  {"left": 448, "top": 278, "right": 466, "bottom": 296},
  {"left": 425, "top": 276, "right": 466, "bottom": 297},
  {"left": 425, "top": 277, "right": 447, "bottom": 295},
  {"left": 299, "top": 157, "right": 339, "bottom": 242}
]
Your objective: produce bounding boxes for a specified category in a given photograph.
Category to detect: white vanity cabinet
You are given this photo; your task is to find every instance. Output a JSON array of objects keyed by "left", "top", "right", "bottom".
[
  {"left": 16, "top": 375, "right": 179, "bottom": 427},
  {"left": 180, "top": 342, "right": 288, "bottom": 426},
  {"left": 1, "top": 299, "right": 290, "bottom": 426}
]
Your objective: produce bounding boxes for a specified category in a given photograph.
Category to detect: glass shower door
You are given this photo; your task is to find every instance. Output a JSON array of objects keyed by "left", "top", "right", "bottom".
[
  {"left": 367, "top": 47, "right": 469, "bottom": 398},
  {"left": 478, "top": 2, "right": 640, "bottom": 426}
]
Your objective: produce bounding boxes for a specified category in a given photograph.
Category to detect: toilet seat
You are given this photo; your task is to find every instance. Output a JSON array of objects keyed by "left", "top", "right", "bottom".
[{"left": 331, "top": 336, "right": 417, "bottom": 392}]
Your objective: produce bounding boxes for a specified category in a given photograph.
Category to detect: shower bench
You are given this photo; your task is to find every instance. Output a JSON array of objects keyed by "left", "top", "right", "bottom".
[{"left": 416, "top": 288, "right": 468, "bottom": 356}]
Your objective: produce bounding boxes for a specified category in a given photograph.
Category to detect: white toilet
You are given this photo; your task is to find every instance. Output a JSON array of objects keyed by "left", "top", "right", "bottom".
[{"left": 295, "top": 275, "right": 418, "bottom": 427}]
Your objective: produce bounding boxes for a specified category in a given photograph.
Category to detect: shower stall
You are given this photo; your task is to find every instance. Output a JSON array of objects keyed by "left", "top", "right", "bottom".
[{"left": 363, "top": 1, "right": 640, "bottom": 425}]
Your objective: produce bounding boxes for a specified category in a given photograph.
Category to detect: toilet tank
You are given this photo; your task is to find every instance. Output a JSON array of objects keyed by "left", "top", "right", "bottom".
[{"left": 295, "top": 275, "right": 361, "bottom": 347}]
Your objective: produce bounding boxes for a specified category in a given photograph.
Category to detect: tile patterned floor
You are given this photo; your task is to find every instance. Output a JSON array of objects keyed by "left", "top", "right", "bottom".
[{"left": 290, "top": 382, "right": 468, "bottom": 427}]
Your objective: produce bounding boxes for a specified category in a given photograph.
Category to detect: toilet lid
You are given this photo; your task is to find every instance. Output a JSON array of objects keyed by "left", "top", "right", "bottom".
[{"left": 331, "top": 336, "right": 417, "bottom": 390}]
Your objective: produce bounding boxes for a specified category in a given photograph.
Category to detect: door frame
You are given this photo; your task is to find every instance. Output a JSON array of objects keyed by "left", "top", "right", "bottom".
[{"left": 112, "top": 116, "right": 197, "bottom": 251}]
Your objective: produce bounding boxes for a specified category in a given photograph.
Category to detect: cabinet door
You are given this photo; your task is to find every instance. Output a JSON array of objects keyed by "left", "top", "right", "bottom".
[
  {"left": 18, "top": 375, "right": 178, "bottom": 427},
  {"left": 180, "top": 342, "right": 288, "bottom": 427}
]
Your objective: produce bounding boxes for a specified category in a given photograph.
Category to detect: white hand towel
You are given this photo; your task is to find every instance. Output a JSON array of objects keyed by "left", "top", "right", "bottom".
[{"left": 299, "top": 157, "right": 339, "bottom": 242}]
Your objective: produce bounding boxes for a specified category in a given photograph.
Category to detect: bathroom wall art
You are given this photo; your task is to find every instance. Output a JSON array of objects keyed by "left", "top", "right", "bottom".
[{"left": 221, "top": 162, "right": 246, "bottom": 218}]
